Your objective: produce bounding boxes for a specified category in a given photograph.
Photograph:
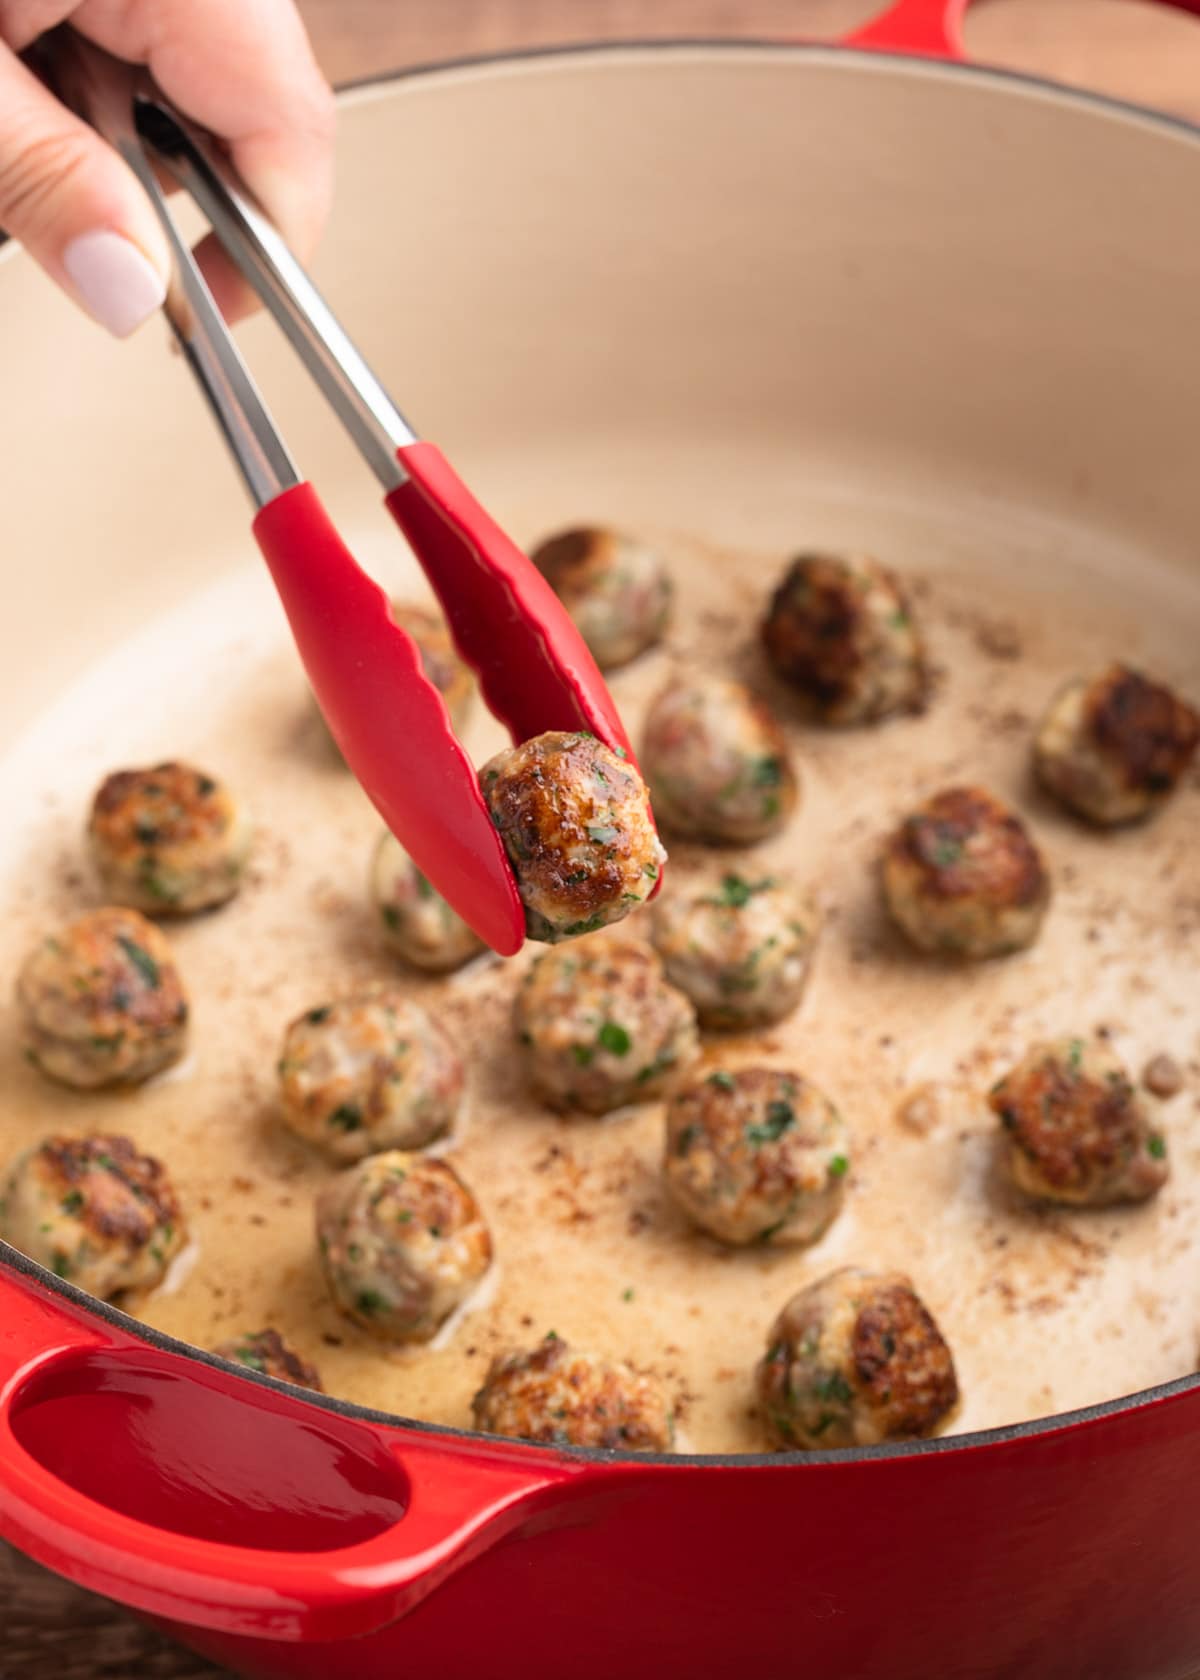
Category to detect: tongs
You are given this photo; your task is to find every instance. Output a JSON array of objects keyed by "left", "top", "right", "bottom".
[{"left": 53, "top": 33, "right": 640, "bottom": 957}]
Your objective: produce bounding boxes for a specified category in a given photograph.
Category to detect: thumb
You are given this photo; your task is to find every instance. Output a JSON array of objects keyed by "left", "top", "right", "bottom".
[{"left": 0, "top": 41, "right": 169, "bottom": 336}]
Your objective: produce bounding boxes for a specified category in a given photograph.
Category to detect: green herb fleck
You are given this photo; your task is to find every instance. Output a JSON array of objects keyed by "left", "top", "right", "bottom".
[
  {"left": 1148, "top": 1134, "right": 1167, "bottom": 1160},
  {"left": 381, "top": 905, "right": 400, "bottom": 931},
  {"left": 707, "top": 1070, "right": 736, "bottom": 1091},
  {"left": 51, "top": 1251, "right": 72, "bottom": 1279},
  {"left": 586, "top": 823, "right": 619, "bottom": 846},
  {"left": 828, "top": 1154, "right": 849, "bottom": 1178},
  {"left": 117, "top": 936, "right": 160, "bottom": 990},
  {"left": 355, "top": 1290, "right": 387, "bottom": 1316},
  {"left": 747, "top": 1100, "right": 795, "bottom": 1146},
  {"left": 234, "top": 1347, "right": 266, "bottom": 1372},
  {"left": 1067, "top": 1039, "right": 1084, "bottom": 1071},
  {"left": 815, "top": 1370, "right": 853, "bottom": 1404},
  {"left": 414, "top": 871, "right": 435, "bottom": 901},
  {"left": 60, "top": 1191, "right": 84, "bottom": 1215},
  {"left": 621, "top": 1287, "right": 635, "bottom": 1302},
  {"left": 571, "top": 1044, "right": 595, "bottom": 1067},
  {"left": 752, "top": 757, "right": 784, "bottom": 788},
  {"left": 598, "top": 1021, "right": 631, "bottom": 1056},
  {"left": 329, "top": 1104, "right": 363, "bottom": 1132}
]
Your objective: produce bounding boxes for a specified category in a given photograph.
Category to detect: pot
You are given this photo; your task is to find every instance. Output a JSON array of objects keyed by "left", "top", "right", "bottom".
[{"left": 2, "top": 3, "right": 1200, "bottom": 1675}]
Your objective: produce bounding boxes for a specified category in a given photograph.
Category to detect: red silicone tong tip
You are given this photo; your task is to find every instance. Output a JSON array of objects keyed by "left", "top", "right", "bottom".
[
  {"left": 386, "top": 443, "right": 663, "bottom": 898},
  {"left": 387, "top": 443, "right": 636, "bottom": 759},
  {"left": 253, "top": 483, "right": 526, "bottom": 956}
]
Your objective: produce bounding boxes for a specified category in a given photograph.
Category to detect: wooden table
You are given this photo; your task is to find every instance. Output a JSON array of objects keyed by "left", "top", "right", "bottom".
[{"left": 5, "top": 2, "right": 1200, "bottom": 1674}]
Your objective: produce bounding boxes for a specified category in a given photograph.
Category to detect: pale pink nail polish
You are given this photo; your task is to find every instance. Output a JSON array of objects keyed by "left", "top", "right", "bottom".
[{"left": 61, "top": 231, "right": 166, "bottom": 338}]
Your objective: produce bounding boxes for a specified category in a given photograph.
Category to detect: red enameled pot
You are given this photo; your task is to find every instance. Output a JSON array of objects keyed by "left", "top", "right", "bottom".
[{"left": 3, "top": 2, "right": 1200, "bottom": 1675}]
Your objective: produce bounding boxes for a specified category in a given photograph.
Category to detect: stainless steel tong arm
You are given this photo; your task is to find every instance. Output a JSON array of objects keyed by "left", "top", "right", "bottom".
[{"left": 55, "top": 33, "right": 416, "bottom": 506}]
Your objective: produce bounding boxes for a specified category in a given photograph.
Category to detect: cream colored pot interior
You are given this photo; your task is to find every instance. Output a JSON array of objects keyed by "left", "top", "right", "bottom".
[{"left": 0, "top": 48, "right": 1197, "bottom": 1452}]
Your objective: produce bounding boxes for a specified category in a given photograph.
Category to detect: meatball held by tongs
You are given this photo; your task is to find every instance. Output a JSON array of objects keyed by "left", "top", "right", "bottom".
[{"left": 57, "top": 37, "right": 663, "bottom": 960}]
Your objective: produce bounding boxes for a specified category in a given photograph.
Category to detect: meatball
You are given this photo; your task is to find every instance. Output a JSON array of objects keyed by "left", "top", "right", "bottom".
[
  {"left": 279, "top": 990, "right": 464, "bottom": 1162},
  {"left": 988, "top": 1037, "right": 1168, "bottom": 1206},
  {"left": 316, "top": 1151, "right": 492, "bottom": 1341},
  {"left": 515, "top": 937, "right": 699, "bottom": 1114},
  {"left": 87, "top": 761, "right": 252, "bottom": 914},
  {"left": 1034, "top": 663, "right": 1200, "bottom": 826},
  {"left": 640, "top": 676, "right": 798, "bottom": 845},
  {"left": 652, "top": 873, "right": 818, "bottom": 1031},
  {"left": 212, "top": 1329, "right": 323, "bottom": 1391},
  {"left": 531, "top": 526, "right": 671, "bottom": 671},
  {"left": 757, "top": 1268, "right": 958, "bottom": 1450},
  {"left": 664, "top": 1068, "right": 849, "bottom": 1245},
  {"left": 317, "top": 601, "right": 473, "bottom": 748},
  {"left": 369, "top": 830, "right": 485, "bottom": 972},
  {"left": 0, "top": 1134, "right": 184, "bottom": 1298},
  {"left": 472, "top": 1333, "right": 674, "bottom": 1451},
  {"left": 762, "top": 553, "right": 927, "bottom": 725},
  {"left": 16, "top": 908, "right": 189, "bottom": 1088},
  {"left": 481, "top": 731, "right": 665, "bottom": 943},
  {"left": 882, "top": 786, "right": 1050, "bottom": 959}
]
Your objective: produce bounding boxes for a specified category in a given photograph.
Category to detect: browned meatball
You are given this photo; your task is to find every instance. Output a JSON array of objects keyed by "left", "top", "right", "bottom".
[
  {"left": 757, "top": 1268, "right": 958, "bottom": 1450},
  {"left": 532, "top": 526, "right": 671, "bottom": 670},
  {"left": 0, "top": 1134, "right": 184, "bottom": 1298},
  {"left": 370, "top": 830, "right": 485, "bottom": 972},
  {"left": 640, "top": 676, "right": 798, "bottom": 845},
  {"left": 16, "top": 908, "right": 190, "bottom": 1088},
  {"left": 664, "top": 1068, "right": 849, "bottom": 1245},
  {"left": 472, "top": 1333, "right": 673, "bottom": 1450},
  {"left": 278, "top": 989, "right": 464, "bottom": 1162},
  {"left": 1034, "top": 664, "right": 1200, "bottom": 826},
  {"left": 988, "top": 1037, "right": 1168, "bottom": 1206},
  {"left": 762, "top": 554, "right": 927, "bottom": 725},
  {"left": 316, "top": 1151, "right": 492, "bottom": 1342},
  {"left": 212, "top": 1329, "right": 323, "bottom": 1391},
  {"left": 87, "top": 761, "right": 252, "bottom": 914},
  {"left": 652, "top": 873, "right": 818, "bottom": 1031},
  {"left": 515, "top": 937, "right": 700, "bottom": 1113},
  {"left": 882, "top": 787, "right": 1050, "bottom": 959},
  {"left": 481, "top": 731, "right": 665, "bottom": 943}
]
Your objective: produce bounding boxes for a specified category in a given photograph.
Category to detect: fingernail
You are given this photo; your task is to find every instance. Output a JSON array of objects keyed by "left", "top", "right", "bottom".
[{"left": 61, "top": 231, "right": 166, "bottom": 338}]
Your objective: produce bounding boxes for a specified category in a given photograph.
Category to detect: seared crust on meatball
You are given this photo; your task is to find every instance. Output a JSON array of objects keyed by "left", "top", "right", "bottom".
[
  {"left": 17, "top": 908, "right": 189, "bottom": 1088},
  {"left": 279, "top": 990, "right": 464, "bottom": 1162},
  {"left": 988, "top": 1037, "right": 1168, "bottom": 1206},
  {"left": 515, "top": 937, "right": 700, "bottom": 1114},
  {"left": 212, "top": 1328, "right": 323, "bottom": 1391},
  {"left": 665, "top": 1068, "right": 849, "bottom": 1245},
  {"left": 1034, "top": 664, "right": 1200, "bottom": 826},
  {"left": 370, "top": 830, "right": 485, "bottom": 973},
  {"left": 532, "top": 526, "right": 672, "bottom": 671},
  {"left": 652, "top": 873, "right": 818, "bottom": 1031},
  {"left": 641, "top": 676, "right": 798, "bottom": 845},
  {"left": 88, "top": 761, "right": 252, "bottom": 914},
  {"left": 481, "top": 731, "right": 665, "bottom": 943},
  {"left": 757, "top": 1268, "right": 958, "bottom": 1449},
  {"left": 882, "top": 786, "right": 1050, "bottom": 959},
  {"left": 316, "top": 1151, "right": 492, "bottom": 1341},
  {"left": 0, "top": 1134, "right": 184, "bottom": 1298},
  {"left": 762, "top": 553, "right": 927, "bottom": 725},
  {"left": 472, "top": 1333, "right": 674, "bottom": 1450}
]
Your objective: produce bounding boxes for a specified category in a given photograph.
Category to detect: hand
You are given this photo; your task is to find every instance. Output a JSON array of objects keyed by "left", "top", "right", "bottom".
[{"left": 0, "top": 0, "right": 335, "bottom": 334}]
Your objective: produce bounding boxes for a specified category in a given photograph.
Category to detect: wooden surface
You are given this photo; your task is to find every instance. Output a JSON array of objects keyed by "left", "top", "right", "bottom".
[{"left": 4, "top": 2, "right": 1200, "bottom": 1675}]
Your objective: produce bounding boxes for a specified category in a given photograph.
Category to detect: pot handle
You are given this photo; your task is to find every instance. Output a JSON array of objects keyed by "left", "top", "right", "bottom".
[
  {"left": 0, "top": 1257, "right": 574, "bottom": 1642},
  {"left": 844, "top": 0, "right": 1200, "bottom": 60}
]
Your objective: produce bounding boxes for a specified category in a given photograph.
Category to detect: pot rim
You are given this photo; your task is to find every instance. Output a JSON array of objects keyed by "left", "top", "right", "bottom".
[{"left": 3, "top": 32, "right": 1198, "bottom": 1470}]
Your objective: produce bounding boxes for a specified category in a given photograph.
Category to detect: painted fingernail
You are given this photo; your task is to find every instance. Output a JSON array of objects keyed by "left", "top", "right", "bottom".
[{"left": 61, "top": 231, "right": 166, "bottom": 338}]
